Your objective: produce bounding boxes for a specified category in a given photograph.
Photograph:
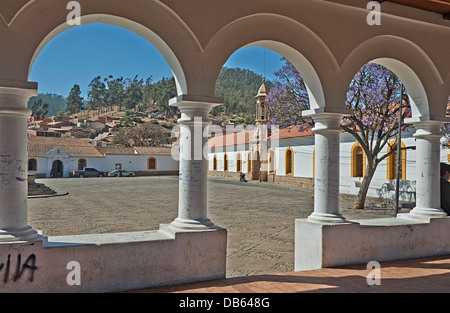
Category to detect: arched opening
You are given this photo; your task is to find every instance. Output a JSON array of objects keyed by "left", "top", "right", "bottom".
[
  {"left": 351, "top": 143, "right": 366, "bottom": 178},
  {"left": 29, "top": 15, "right": 187, "bottom": 96},
  {"left": 28, "top": 158, "right": 38, "bottom": 172},
  {"left": 341, "top": 36, "right": 438, "bottom": 122},
  {"left": 213, "top": 154, "right": 218, "bottom": 171},
  {"left": 223, "top": 153, "right": 228, "bottom": 172},
  {"left": 208, "top": 39, "right": 324, "bottom": 276},
  {"left": 236, "top": 152, "right": 242, "bottom": 172},
  {"left": 78, "top": 158, "right": 87, "bottom": 171},
  {"left": 268, "top": 148, "right": 275, "bottom": 174},
  {"left": 51, "top": 160, "right": 64, "bottom": 178},
  {"left": 285, "top": 147, "right": 293, "bottom": 176},
  {"left": 27, "top": 19, "right": 183, "bottom": 236},
  {"left": 148, "top": 157, "right": 157, "bottom": 170},
  {"left": 387, "top": 140, "right": 406, "bottom": 180}
]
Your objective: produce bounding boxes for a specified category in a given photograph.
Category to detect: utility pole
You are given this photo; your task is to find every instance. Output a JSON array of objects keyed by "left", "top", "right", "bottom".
[{"left": 395, "top": 84, "right": 404, "bottom": 217}]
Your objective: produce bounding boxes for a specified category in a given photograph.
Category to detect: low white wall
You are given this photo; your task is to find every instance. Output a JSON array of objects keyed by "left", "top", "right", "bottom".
[
  {"left": 295, "top": 216, "right": 450, "bottom": 271},
  {"left": 0, "top": 226, "right": 227, "bottom": 293}
]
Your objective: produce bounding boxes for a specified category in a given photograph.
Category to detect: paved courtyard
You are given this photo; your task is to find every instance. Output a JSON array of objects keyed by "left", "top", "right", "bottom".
[{"left": 28, "top": 176, "right": 409, "bottom": 278}]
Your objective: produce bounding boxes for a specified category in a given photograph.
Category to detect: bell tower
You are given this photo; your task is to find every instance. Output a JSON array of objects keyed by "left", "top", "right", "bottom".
[
  {"left": 250, "top": 78, "right": 269, "bottom": 181},
  {"left": 256, "top": 78, "right": 269, "bottom": 125}
]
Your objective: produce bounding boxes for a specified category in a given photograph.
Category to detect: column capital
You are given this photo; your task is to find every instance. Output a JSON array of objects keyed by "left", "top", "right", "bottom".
[
  {"left": 0, "top": 84, "right": 37, "bottom": 116},
  {"left": 170, "top": 94, "right": 223, "bottom": 125},
  {"left": 410, "top": 120, "right": 444, "bottom": 139},
  {"left": 311, "top": 112, "right": 343, "bottom": 134}
]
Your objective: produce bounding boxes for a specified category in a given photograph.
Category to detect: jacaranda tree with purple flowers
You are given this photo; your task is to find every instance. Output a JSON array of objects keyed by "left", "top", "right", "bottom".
[
  {"left": 267, "top": 59, "right": 411, "bottom": 210},
  {"left": 266, "top": 57, "right": 313, "bottom": 131}
]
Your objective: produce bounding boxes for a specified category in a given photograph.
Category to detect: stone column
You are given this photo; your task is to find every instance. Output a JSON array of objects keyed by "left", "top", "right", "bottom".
[
  {"left": 0, "top": 85, "right": 39, "bottom": 241},
  {"left": 408, "top": 120, "right": 447, "bottom": 219},
  {"left": 168, "top": 96, "right": 222, "bottom": 231},
  {"left": 307, "top": 113, "right": 347, "bottom": 223}
]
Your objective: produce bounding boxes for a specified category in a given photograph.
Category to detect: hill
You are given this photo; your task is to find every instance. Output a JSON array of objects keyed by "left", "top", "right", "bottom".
[
  {"left": 27, "top": 67, "right": 272, "bottom": 123},
  {"left": 28, "top": 93, "right": 67, "bottom": 117},
  {"left": 213, "top": 67, "right": 272, "bottom": 117}
]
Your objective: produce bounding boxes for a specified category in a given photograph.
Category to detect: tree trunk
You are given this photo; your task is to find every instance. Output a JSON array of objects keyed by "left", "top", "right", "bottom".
[{"left": 353, "top": 165, "right": 377, "bottom": 210}]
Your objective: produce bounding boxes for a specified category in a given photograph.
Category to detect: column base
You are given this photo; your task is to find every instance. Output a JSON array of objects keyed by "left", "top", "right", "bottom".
[
  {"left": 0, "top": 225, "right": 38, "bottom": 242},
  {"left": 407, "top": 207, "right": 448, "bottom": 220},
  {"left": 307, "top": 212, "right": 348, "bottom": 224},
  {"left": 167, "top": 217, "right": 217, "bottom": 231}
]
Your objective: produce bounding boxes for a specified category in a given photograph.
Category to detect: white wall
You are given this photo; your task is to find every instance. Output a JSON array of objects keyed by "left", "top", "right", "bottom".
[
  {"left": 208, "top": 133, "right": 450, "bottom": 200},
  {"left": 30, "top": 155, "right": 179, "bottom": 178}
]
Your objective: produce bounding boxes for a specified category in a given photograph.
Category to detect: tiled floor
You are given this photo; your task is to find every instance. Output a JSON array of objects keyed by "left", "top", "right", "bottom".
[{"left": 134, "top": 255, "right": 450, "bottom": 293}]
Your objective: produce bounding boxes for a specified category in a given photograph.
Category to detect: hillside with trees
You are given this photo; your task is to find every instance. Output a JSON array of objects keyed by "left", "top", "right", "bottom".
[
  {"left": 28, "top": 93, "right": 67, "bottom": 118},
  {"left": 213, "top": 67, "right": 273, "bottom": 117},
  {"left": 27, "top": 67, "right": 271, "bottom": 124}
]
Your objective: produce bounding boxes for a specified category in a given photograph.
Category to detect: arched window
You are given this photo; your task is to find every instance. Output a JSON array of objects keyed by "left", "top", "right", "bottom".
[
  {"left": 285, "top": 147, "right": 293, "bottom": 176},
  {"left": 78, "top": 158, "right": 87, "bottom": 171},
  {"left": 213, "top": 154, "right": 217, "bottom": 171},
  {"left": 351, "top": 143, "right": 366, "bottom": 178},
  {"left": 28, "top": 158, "right": 37, "bottom": 171},
  {"left": 236, "top": 152, "right": 242, "bottom": 172},
  {"left": 224, "top": 153, "right": 228, "bottom": 171},
  {"left": 387, "top": 140, "right": 406, "bottom": 180},
  {"left": 148, "top": 157, "right": 157, "bottom": 170},
  {"left": 268, "top": 148, "right": 275, "bottom": 174}
]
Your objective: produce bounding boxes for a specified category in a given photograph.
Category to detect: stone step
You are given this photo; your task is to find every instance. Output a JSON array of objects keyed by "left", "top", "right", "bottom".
[{"left": 28, "top": 183, "right": 56, "bottom": 196}]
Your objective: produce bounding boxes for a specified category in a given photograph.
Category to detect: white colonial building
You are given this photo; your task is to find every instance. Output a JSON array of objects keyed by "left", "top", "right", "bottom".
[
  {"left": 208, "top": 81, "right": 450, "bottom": 202},
  {"left": 27, "top": 136, "right": 179, "bottom": 178}
]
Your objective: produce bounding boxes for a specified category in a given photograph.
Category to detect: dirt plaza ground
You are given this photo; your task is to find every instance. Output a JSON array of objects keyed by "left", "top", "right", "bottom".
[{"left": 28, "top": 175, "right": 410, "bottom": 278}]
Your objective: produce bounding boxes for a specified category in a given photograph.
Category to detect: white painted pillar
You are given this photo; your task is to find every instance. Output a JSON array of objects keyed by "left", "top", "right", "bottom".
[
  {"left": 168, "top": 97, "right": 222, "bottom": 230},
  {"left": 0, "top": 85, "right": 39, "bottom": 241},
  {"left": 408, "top": 120, "right": 447, "bottom": 219},
  {"left": 307, "top": 113, "right": 347, "bottom": 223}
]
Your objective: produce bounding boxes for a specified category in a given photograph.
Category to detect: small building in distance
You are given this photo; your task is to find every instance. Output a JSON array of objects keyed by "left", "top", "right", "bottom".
[{"left": 27, "top": 136, "right": 179, "bottom": 178}]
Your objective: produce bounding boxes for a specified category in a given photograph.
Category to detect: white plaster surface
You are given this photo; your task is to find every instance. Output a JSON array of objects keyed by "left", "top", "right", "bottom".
[
  {"left": 295, "top": 216, "right": 450, "bottom": 271},
  {"left": 0, "top": 227, "right": 227, "bottom": 293}
]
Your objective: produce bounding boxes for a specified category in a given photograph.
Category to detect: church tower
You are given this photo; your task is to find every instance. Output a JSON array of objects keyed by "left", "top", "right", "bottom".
[
  {"left": 250, "top": 78, "right": 269, "bottom": 181},
  {"left": 256, "top": 78, "right": 269, "bottom": 124}
]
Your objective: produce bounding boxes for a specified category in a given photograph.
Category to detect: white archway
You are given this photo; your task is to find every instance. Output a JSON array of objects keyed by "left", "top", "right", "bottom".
[
  {"left": 340, "top": 35, "right": 446, "bottom": 122},
  {"left": 28, "top": 14, "right": 187, "bottom": 96}
]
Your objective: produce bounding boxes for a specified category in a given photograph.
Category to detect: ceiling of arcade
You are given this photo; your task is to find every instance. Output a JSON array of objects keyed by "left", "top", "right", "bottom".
[
  {"left": 0, "top": 0, "right": 28, "bottom": 25},
  {"left": 1, "top": 0, "right": 449, "bottom": 27},
  {"left": 385, "top": 0, "right": 450, "bottom": 17}
]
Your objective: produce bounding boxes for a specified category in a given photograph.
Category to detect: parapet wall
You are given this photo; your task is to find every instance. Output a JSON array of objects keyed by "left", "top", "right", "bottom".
[
  {"left": 295, "top": 215, "right": 450, "bottom": 271},
  {"left": 0, "top": 226, "right": 227, "bottom": 293}
]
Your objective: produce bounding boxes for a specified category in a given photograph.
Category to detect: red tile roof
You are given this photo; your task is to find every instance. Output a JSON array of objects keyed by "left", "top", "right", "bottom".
[
  {"left": 27, "top": 136, "right": 175, "bottom": 157},
  {"left": 208, "top": 126, "right": 314, "bottom": 148}
]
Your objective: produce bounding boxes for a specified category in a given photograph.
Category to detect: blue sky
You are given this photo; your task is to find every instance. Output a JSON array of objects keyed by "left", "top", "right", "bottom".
[{"left": 29, "top": 23, "right": 284, "bottom": 99}]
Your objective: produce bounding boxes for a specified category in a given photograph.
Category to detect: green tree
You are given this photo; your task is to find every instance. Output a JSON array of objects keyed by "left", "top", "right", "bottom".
[
  {"left": 87, "top": 76, "right": 106, "bottom": 113},
  {"left": 28, "top": 93, "right": 67, "bottom": 117},
  {"left": 66, "top": 84, "right": 84, "bottom": 114},
  {"left": 104, "top": 75, "right": 125, "bottom": 111},
  {"left": 124, "top": 75, "right": 144, "bottom": 111},
  {"left": 30, "top": 98, "right": 49, "bottom": 119},
  {"left": 148, "top": 77, "right": 177, "bottom": 115}
]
